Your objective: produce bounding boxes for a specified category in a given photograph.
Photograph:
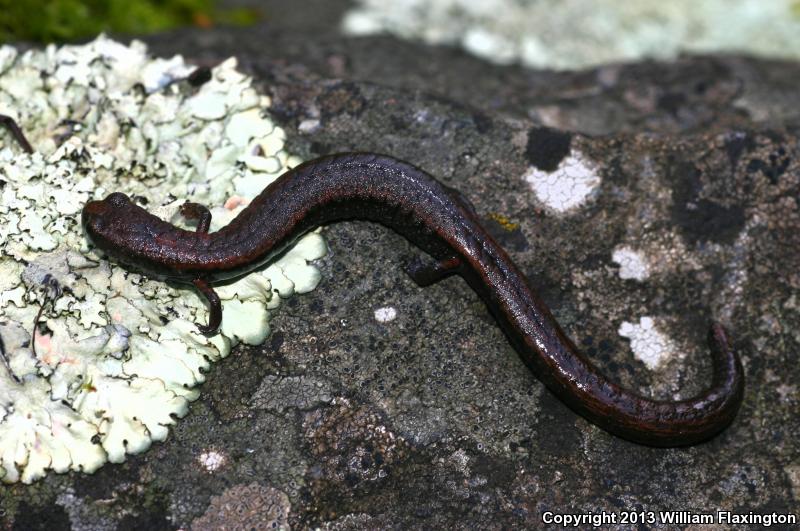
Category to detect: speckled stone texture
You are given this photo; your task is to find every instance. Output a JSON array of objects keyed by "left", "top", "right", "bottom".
[{"left": 3, "top": 2, "right": 799, "bottom": 529}]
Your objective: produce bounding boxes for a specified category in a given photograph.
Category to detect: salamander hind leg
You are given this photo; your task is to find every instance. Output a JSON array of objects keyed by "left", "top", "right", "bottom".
[
  {"left": 192, "top": 278, "right": 222, "bottom": 335},
  {"left": 180, "top": 202, "right": 212, "bottom": 233},
  {"left": 403, "top": 255, "right": 462, "bottom": 287}
]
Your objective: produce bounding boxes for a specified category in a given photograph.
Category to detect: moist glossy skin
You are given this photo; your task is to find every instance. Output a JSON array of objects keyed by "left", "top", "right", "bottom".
[{"left": 82, "top": 152, "right": 744, "bottom": 446}]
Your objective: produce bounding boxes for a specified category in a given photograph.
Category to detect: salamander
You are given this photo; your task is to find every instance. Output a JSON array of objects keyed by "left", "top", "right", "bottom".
[{"left": 81, "top": 152, "right": 744, "bottom": 446}]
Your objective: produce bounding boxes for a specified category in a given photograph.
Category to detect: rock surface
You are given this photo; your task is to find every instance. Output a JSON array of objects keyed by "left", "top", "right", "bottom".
[{"left": 3, "top": 2, "right": 799, "bottom": 529}]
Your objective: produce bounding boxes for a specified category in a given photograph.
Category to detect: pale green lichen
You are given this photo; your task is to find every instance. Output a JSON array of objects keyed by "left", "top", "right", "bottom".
[
  {"left": 343, "top": 0, "right": 800, "bottom": 70},
  {"left": 0, "top": 36, "right": 327, "bottom": 483}
]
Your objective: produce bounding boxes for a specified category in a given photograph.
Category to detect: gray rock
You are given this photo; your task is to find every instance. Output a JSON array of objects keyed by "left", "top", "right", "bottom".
[{"left": 5, "top": 3, "right": 799, "bottom": 529}]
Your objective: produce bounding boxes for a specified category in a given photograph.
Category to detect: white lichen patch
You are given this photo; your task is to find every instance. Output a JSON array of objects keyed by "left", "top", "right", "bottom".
[
  {"left": 523, "top": 151, "right": 600, "bottom": 212},
  {"left": 0, "top": 36, "right": 327, "bottom": 483},
  {"left": 342, "top": 0, "right": 800, "bottom": 70},
  {"left": 374, "top": 306, "right": 398, "bottom": 323},
  {"left": 197, "top": 449, "right": 227, "bottom": 473},
  {"left": 611, "top": 245, "right": 650, "bottom": 281},
  {"left": 618, "top": 317, "right": 676, "bottom": 370}
]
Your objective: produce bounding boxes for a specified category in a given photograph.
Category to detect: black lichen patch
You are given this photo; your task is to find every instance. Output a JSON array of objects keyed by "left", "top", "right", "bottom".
[
  {"left": 472, "top": 111, "right": 493, "bottom": 134},
  {"left": 470, "top": 451, "right": 517, "bottom": 488},
  {"left": 12, "top": 501, "right": 70, "bottom": 531},
  {"left": 526, "top": 126, "right": 572, "bottom": 172},
  {"left": 669, "top": 159, "right": 745, "bottom": 244},
  {"left": 656, "top": 91, "right": 688, "bottom": 116},
  {"left": 672, "top": 198, "right": 745, "bottom": 245},
  {"left": 73, "top": 461, "right": 139, "bottom": 499},
  {"left": 269, "top": 330, "right": 285, "bottom": 351},
  {"left": 745, "top": 146, "right": 791, "bottom": 185}
]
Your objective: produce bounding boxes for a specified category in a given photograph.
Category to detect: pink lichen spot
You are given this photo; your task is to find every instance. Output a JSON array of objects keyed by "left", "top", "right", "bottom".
[
  {"left": 224, "top": 196, "right": 248, "bottom": 210},
  {"left": 36, "top": 335, "right": 56, "bottom": 363}
]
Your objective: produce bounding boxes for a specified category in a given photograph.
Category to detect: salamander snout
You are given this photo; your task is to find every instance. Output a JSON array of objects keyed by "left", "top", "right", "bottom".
[
  {"left": 81, "top": 202, "right": 105, "bottom": 253},
  {"left": 82, "top": 199, "right": 109, "bottom": 230}
]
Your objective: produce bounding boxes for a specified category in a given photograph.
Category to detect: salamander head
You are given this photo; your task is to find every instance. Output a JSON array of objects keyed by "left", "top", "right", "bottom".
[
  {"left": 81, "top": 192, "right": 167, "bottom": 272},
  {"left": 82, "top": 192, "right": 202, "bottom": 281},
  {"left": 82, "top": 192, "right": 135, "bottom": 248}
]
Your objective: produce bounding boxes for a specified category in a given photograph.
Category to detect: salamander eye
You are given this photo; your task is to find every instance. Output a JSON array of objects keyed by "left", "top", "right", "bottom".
[{"left": 105, "top": 192, "right": 130, "bottom": 207}]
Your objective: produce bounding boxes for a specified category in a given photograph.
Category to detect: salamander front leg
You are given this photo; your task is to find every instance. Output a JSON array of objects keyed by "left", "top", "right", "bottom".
[
  {"left": 180, "top": 202, "right": 212, "bottom": 233},
  {"left": 0, "top": 114, "right": 33, "bottom": 153},
  {"left": 403, "top": 255, "right": 462, "bottom": 287},
  {"left": 192, "top": 278, "right": 221, "bottom": 335}
]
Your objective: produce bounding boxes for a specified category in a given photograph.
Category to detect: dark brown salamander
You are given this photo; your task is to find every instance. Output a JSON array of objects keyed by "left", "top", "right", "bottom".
[{"left": 82, "top": 152, "right": 744, "bottom": 446}]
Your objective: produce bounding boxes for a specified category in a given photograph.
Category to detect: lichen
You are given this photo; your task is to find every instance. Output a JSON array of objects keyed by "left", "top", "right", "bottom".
[
  {"left": 197, "top": 448, "right": 227, "bottom": 473},
  {"left": 250, "top": 375, "right": 335, "bottom": 413},
  {"left": 0, "top": 36, "right": 327, "bottom": 483},
  {"left": 303, "top": 400, "right": 408, "bottom": 487},
  {"left": 342, "top": 0, "right": 800, "bottom": 70},
  {"left": 611, "top": 246, "right": 650, "bottom": 281},
  {"left": 486, "top": 212, "right": 520, "bottom": 232},
  {"left": 191, "top": 482, "right": 291, "bottom": 531},
  {"left": 618, "top": 316, "right": 677, "bottom": 370},
  {"left": 373, "top": 306, "right": 397, "bottom": 323},
  {"left": 523, "top": 150, "right": 600, "bottom": 212}
]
